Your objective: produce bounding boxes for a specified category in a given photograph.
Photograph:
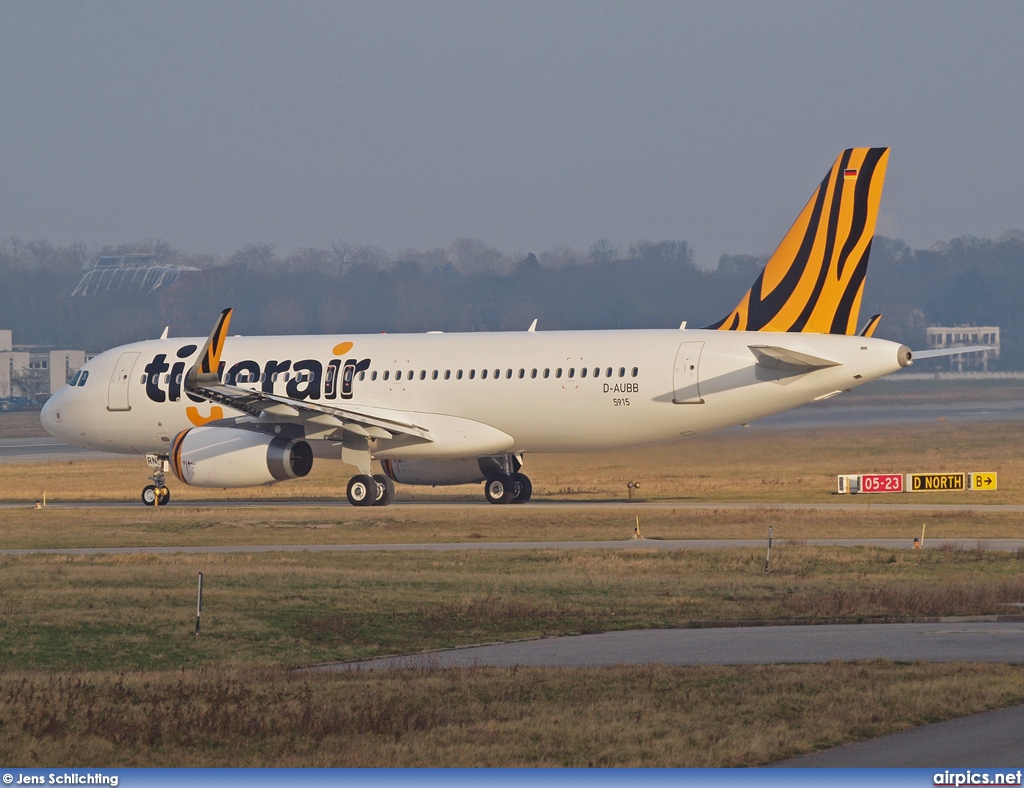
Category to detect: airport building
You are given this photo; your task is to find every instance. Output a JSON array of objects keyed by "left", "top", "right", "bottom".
[
  {"left": 1, "top": 329, "right": 88, "bottom": 406},
  {"left": 925, "top": 325, "right": 1000, "bottom": 371},
  {"left": 70, "top": 253, "right": 198, "bottom": 297}
]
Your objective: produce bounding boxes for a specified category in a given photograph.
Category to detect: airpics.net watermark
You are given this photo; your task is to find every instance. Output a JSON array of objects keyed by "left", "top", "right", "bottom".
[
  {"left": 3, "top": 776, "right": 118, "bottom": 787},
  {"left": 935, "top": 771, "right": 1023, "bottom": 786}
]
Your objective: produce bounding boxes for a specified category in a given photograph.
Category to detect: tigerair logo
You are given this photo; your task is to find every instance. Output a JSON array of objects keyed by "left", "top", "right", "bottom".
[{"left": 144, "top": 341, "right": 370, "bottom": 415}]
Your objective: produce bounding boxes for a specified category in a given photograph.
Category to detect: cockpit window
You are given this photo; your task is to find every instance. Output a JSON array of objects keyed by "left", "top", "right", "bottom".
[
  {"left": 68, "top": 371, "right": 82, "bottom": 386},
  {"left": 77, "top": 371, "right": 89, "bottom": 386}
]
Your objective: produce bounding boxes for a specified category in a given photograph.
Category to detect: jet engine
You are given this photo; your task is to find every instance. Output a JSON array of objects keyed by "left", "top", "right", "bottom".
[
  {"left": 170, "top": 427, "right": 313, "bottom": 487},
  {"left": 380, "top": 458, "right": 489, "bottom": 486}
]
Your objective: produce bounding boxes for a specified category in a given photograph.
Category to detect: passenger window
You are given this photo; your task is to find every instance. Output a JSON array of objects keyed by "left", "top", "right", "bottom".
[
  {"left": 556, "top": 368, "right": 562, "bottom": 378},
  {"left": 456, "top": 370, "right": 463, "bottom": 380},
  {"left": 506, "top": 369, "right": 513, "bottom": 379},
  {"left": 260, "top": 373, "right": 266, "bottom": 382},
  {"left": 494, "top": 369, "right": 500, "bottom": 379},
  {"left": 359, "top": 371, "right": 366, "bottom": 381},
  {"left": 444, "top": 370, "right": 450, "bottom": 380},
  {"left": 518, "top": 369, "right": 525, "bottom": 379},
  {"left": 618, "top": 367, "right": 626, "bottom": 377},
  {"left": 469, "top": 369, "right": 475, "bottom": 379},
  {"left": 383, "top": 371, "right": 390, "bottom": 381},
  {"left": 431, "top": 370, "right": 438, "bottom": 380},
  {"left": 543, "top": 369, "right": 550, "bottom": 378},
  {"left": 140, "top": 375, "right": 147, "bottom": 384},
  {"left": 530, "top": 369, "right": 537, "bottom": 378},
  {"left": 481, "top": 369, "right": 488, "bottom": 379},
  {"left": 371, "top": 371, "right": 377, "bottom": 381},
  {"left": 606, "top": 367, "right": 613, "bottom": 377},
  {"left": 408, "top": 370, "right": 414, "bottom": 380},
  {"left": 580, "top": 368, "right": 588, "bottom": 378},
  {"left": 396, "top": 370, "right": 402, "bottom": 381},
  {"left": 176, "top": 374, "right": 182, "bottom": 384},
  {"left": 593, "top": 368, "right": 599, "bottom": 377},
  {"left": 631, "top": 367, "right": 638, "bottom": 377}
]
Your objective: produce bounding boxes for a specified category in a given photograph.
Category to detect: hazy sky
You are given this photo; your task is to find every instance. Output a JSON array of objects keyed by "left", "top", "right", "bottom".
[{"left": 2, "top": 1, "right": 1022, "bottom": 267}]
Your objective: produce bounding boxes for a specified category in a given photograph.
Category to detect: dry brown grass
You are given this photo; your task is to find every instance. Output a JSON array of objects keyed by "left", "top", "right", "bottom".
[
  {"left": 2, "top": 662, "right": 1023, "bottom": 766},
  {"left": 2, "top": 419, "right": 1022, "bottom": 506},
  {"left": 2, "top": 501, "right": 1023, "bottom": 550}
]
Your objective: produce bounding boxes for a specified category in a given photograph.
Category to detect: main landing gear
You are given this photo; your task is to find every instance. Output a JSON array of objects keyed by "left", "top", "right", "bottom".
[
  {"left": 485, "top": 471, "right": 532, "bottom": 504},
  {"left": 346, "top": 473, "right": 395, "bottom": 507},
  {"left": 143, "top": 454, "right": 171, "bottom": 506}
]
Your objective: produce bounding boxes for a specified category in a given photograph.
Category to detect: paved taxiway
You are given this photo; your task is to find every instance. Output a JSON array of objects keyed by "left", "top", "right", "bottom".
[
  {"left": 775, "top": 702, "right": 1024, "bottom": 767},
  {"left": 4, "top": 537, "right": 1024, "bottom": 556},
  {"left": 0, "top": 436, "right": 135, "bottom": 463},
  {"left": 328, "top": 621, "right": 1024, "bottom": 671}
]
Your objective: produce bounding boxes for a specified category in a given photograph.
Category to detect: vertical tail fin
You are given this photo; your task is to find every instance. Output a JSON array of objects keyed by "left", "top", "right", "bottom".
[{"left": 709, "top": 147, "right": 889, "bottom": 334}]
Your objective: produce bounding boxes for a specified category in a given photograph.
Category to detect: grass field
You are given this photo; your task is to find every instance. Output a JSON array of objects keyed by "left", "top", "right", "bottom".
[
  {"left": 3, "top": 662, "right": 1024, "bottom": 766},
  {"left": 2, "top": 383, "right": 1023, "bottom": 765},
  {"left": 3, "top": 546, "right": 1023, "bottom": 671}
]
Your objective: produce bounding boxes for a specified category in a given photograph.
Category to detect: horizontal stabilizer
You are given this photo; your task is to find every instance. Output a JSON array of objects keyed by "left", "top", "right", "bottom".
[
  {"left": 911, "top": 345, "right": 995, "bottom": 361},
  {"left": 749, "top": 345, "right": 841, "bottom": 371}
]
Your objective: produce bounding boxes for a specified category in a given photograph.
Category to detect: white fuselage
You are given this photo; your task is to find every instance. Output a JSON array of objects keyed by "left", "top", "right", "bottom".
[{"left": 41, "top": 328, "right": 907, "bottom": 460}]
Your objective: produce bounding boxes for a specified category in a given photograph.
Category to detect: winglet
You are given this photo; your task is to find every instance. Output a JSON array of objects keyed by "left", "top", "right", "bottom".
[
  {"left": 709, "top": 147, "right": 890, "bottom": 334},
  {"left": 859, "top": 314, "right": 882, "bottom": 338},
  {"left": 187, "top": 308, "right": 233, "bottom": 387}
]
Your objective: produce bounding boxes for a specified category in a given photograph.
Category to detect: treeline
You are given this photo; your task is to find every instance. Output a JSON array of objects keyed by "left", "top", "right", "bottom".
[{"left": 1, "top": 232, "right": 1023, "bottom": 366}]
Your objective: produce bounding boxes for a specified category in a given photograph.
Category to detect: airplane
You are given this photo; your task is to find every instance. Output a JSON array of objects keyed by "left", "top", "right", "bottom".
[{"left": 40, "top": 147, "right": 983, "bottom": 507}]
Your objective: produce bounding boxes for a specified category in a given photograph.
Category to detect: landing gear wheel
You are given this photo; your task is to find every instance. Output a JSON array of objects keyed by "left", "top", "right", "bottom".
[
  {"left": 372, "top": 474, "right": 395, "bottom": 506},
  {"left": 347, "top": 474, "right": 377, "bottom": 507},
  {"left": 142, "top": 485, "right": 158, "bottom": 506},
  {"left": 511, "top": 473, "right": 532, "bottom": 503},
  {"left": 156, "top": 487, "right": 171, "bottom": 506},
  {"left": 485, "top": 473, "right": 516, "bottom": 504}
]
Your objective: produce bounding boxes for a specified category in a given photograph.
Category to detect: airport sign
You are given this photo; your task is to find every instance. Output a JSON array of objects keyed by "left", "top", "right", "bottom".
[
  {"left": 968, "top": 472, "right": 998, "bottom": 491},
  {"left": 859, "top": 474, "right": 904, "bottom": 493},
  {"left": 908, "top": 473, "right": 965, "bottom": 492}
]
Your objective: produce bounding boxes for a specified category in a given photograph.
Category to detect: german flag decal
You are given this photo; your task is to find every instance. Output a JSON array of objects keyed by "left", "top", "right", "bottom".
[{"left": 709, "top": 147, "right": 889, "bottom": 335}]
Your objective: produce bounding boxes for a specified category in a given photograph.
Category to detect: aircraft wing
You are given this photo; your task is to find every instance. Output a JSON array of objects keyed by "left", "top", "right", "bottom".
[
  {"left": 186, "top": 379, "right": 431, "bottom": 441},
  {"left": 183, "top": 308, "right": 431, "bottom": 442}
]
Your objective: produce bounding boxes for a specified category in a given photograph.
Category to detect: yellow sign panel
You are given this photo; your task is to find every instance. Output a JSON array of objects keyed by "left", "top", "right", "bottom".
[
  {"left": 909, "top": 473, "right": 965, "bottom": 492},
  {"left": 970, "top": 472, "right": 998, "bottom": 491}
]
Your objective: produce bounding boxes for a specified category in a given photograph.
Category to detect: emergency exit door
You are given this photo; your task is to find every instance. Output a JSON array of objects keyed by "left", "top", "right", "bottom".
[
  {"left": 107, "top": 351, "right": 140, "bottom": 411},
  {"left": 672, "top": 342, "right": 704, "bottom": 404}
]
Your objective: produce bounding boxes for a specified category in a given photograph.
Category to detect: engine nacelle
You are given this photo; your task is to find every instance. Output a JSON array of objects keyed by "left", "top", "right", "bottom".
[
  {"left": 381, "top": 458, "right": 489, "bottom": 486},
  {"left": 170, "top": 427, "right": 313, "bottom": 488}
]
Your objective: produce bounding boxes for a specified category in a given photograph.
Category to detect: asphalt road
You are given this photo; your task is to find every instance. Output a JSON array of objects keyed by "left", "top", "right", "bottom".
[
  {"left": 774, "top": 703, "right": 1024, "bottom": 766},
  {"left": 4, "top": 537, "right": 1024, "bottom": 556},
  {"left": 0, "top": 436, "right": 135, "bottom": 463},
  {"left": 327, "top": 621, "right": 1024, "bottom": 671}
]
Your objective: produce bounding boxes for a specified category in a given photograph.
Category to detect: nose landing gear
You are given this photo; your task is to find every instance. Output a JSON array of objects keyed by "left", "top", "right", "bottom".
[{"left": 143, "top": 454, "right": 171, "bottom": 506}]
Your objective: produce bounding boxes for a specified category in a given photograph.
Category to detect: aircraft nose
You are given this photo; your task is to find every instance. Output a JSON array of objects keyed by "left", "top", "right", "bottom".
[{"left": 40, "top": 388, "right": 69, "bottom": 438}]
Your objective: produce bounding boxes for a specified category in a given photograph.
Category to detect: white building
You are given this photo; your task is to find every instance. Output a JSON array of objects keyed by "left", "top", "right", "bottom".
[
  {"left": 1, "top": 329, "right": 87, "bottom": 403},
  {"left": 925, "top": 325, "right": 1000, "bottom": 371}
]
